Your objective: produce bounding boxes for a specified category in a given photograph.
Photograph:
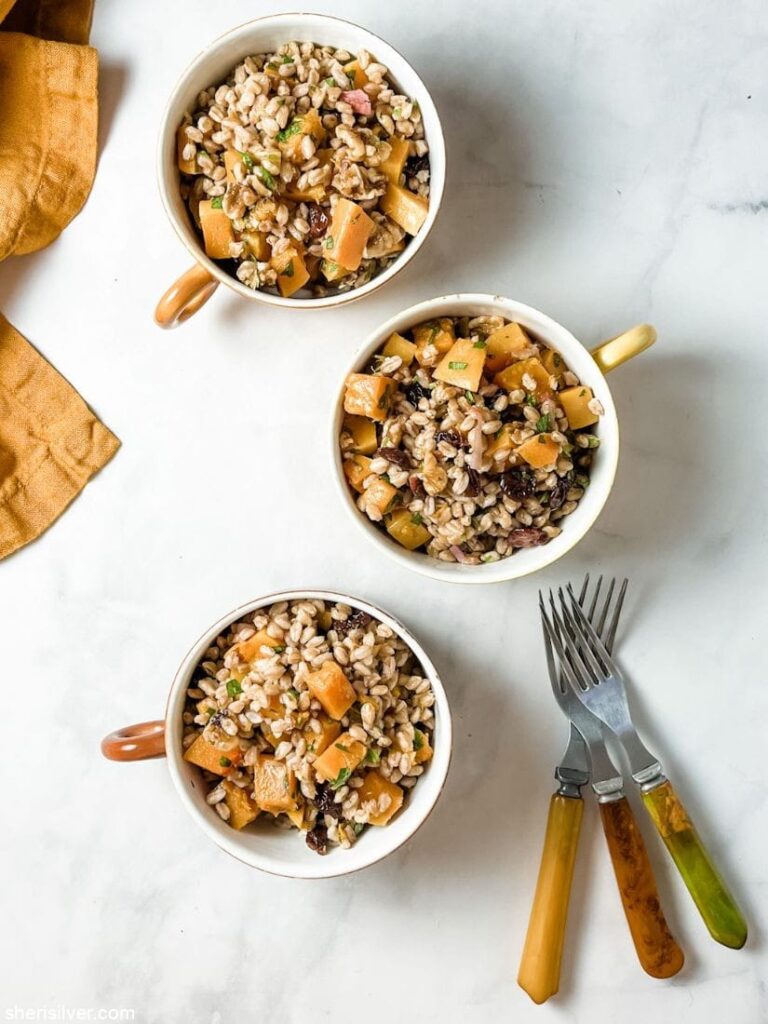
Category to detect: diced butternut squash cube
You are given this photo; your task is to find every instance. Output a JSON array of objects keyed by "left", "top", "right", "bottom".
[
  {"left": 413, "top": 728, "right": 433, "bottom": 765},
  {"left": 233, "top": 628, "right": 283, "bottom": 664},
  {"left": 285, "top": 802, "right": 306, "bottom": 830},
  {"left": 222, "top": 780, "right": 260, "bottom": 829},
  {"left": 343, "top": 60, "right": 370, "bottom": 90},
  {"left": 433, "top": 338, "right": 488, "bottom": 392},
  {"left": 272, "top": 246, "right": 310, "bottom": 297},
  {"left": 414, "top": 318, "right": 455, "bottom": 365},
  {"left": 320, "top": 258, "right": 350, "bottom": 283},
  {"left": 540, "top": 347, "right": 566, "bottom": 380},
  {"left": 559, "top": 385, "right": 599, "bottom": 429},
  {"left": 343, "top": 373, "right": 393, "bottom": 421},
  {"left": 318, "top": 608, "right": 333, "bottom": 631},
  {"left": 242, "top": 229, "right": 271, "bottom": 262},
  {"left": 283, "top": 182, "right": 328, "bottom": 204},
  {"left": 362, "top": 478, "right": 400, "bottom": 518},
  {"left": 380, "top": 137, "right": 410, "bottom": 182},
  {"left": 494, "top": 356, "right": 552, "bottom": 398},
  {"left": 382, "top": 332, "right": 417, "bottom": 366},
  {"left": 177, "top": 125, "right": 198, "bottom": 174},
  {"left": 380, "top": 182, "right": 428, "bottom": 236},
  {"left": 357, "top": 771, "right": 404, "bottom": 825},
  {"left": 306, "top": 661, "right": 357, "bottom": 720},
  {"left": 304, "top": 714, "right": 341, "bottom": 757},
  {"left": 325, "top": 198, "right": 374, "bottom": 271},
  {"left": 252, "top": 755, "right": 297, "bottom": 813},
  {"left": 313, "top": 732, "right": 367, "bottom": 784},
  {"left": 343, "top": 454, "right": 374, "bottom": 493},
  {"left": 385, "top": 508, "right": 431, "bottom": 551},
  {"left": 485, "top": 322, "right": 533, "bottom": 375},
  {"left": 343, "top": 415, "right": 378, "bottom": 455},
  {"left": 199, "top": 199, "right": 234, "bottom": 259},
  {"left": 278, "top": 108, "right": 325, "bottom": 162},
  {"left": 517, "top": 433, "right": 561, "bottom": 469},
  {"left": 183, "top": 735, "right": 243, "bottom": 776},
  {"left": 485, "top": 424, "right": 516, "bottom": 463}
]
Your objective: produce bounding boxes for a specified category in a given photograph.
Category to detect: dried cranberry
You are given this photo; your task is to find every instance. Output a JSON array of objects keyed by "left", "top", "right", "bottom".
[
  {"left": 335, "top": 610, "right": 372, "bottom": 638},
  {"left": 403, "top": 380, "right": 430, "bottom": 407},
  {"left": 405, "top": 154, "right": 430, "bottom": 179},
  {"left": 465, "top": 468, "right": 482, "bottom": 497},
  {"left": 307, "top": 204, "right": 330, "bottom": 239},
  {"left": 408, "top": 474, "right": 426, "bottom": 498},
  {"left": 548, "top": 477, "right": 570, "bottom": 510},
  {"left": 500, "top": 468, "right": 536, "bottom": 499},
  {"left": 435, "top": 430, "right": 466, "bottom": 449},
  {"left": 500, "top": 405, "right": 523, "bottom": 424},
  {"left": 376, "top": 447, "right": 411, "bottom": 470},
  {"left": 314, "top": 784, "right": 341, "bottom": 819},
  {"left": 508, "top": 527, "right": 548, "bottom": 548},
  {"left": 306, "top": 823, "right": 328, "bottom": 855}
]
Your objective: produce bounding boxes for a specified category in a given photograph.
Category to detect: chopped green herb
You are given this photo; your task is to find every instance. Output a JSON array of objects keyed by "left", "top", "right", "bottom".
[
  {"left": 276, "top": 118, "right": 303, "bottom": 143},
  {"left": 363, "top": 747, "right": 381, "bottom": 766},
  {"left": 392, "top": 107, "right": 403, "bottom": 119},
  {"left": 219, "top": 756, "right": 232, "bottom": 768},
  {"left": 480, "top": 553, "right": 496, "bottom": 563},
  {"left": 210, "top": 196, "right": 224, "bottom": 209},
  {"left": 579, "top": 388, "right": 587, "bottom": 397},
  {"left": 465, "top": 391, "right": 476, "bottom": 404},
  {"left": 207, "top": 706, "right": 217, "bottom": 716},
  {"left": 239, "top": 151, "right": 254, "bottom": 170},
  {"left": 330, "top": 766, "right": 352, "bottom": 790},
  {"left": 525, "top": 393, "right": 539, "bottom": 407},
  {"left": 281, "top": 54, "right": 294, "bottom": 64},
  {"left": 266, "top": 62, "right": 279, "bottom": 71},
  {"left": 257, "top": 166, "right": 277, "bottom": 190},
  {"left": 535, "top": 413, "right": 552, "bottom": 433},
  {"left": 473, "top": 339, "right": 487, "bottom": 349},
  {"left": 449, "top": 361, "right": 469, "bottom": 370},
  {"left": 324, "top": 236, "right": 335, "bottom": 250},
  {"left": 538, "top": 435, "right": 547, "bottom": 444},
  {"left": 539, "top": 493, "right": 550, "bottom": 506},
  {"left": 335, "top": 743, "right": 351, "bottom": 753},
  {"left": 413, "top": 730, "right": 425, "bottom": 751},
  {"left": 287, "top": 687, "right": 299, "bottom": 699},
  {"left": 377, "top": 387, "right": 391, "bottom": 409},
  {"left": 576, "top": 473, "right": 590, "bottom": 488},
  {"left": 226, "top": 679, "right": 242, "bottom": 697},
  {"left": 410, "top": 512, "right": 423, "bottom": 525},
  {"left": 427, "top": 325, "right": 438, "bottom": 345},
  {"left": 281, "top": 260, "right": 294, "bottom": 278},
  {"left": 273, "top": 644, "right": 286, "bottom": 653},
  {"left": 353, "top": 822, "right": 365, "bottom": 836},
  {"left": 586, "top": 435, "right": 600, "bottom": 449},
  {"left": 325, "top": 76, "right": 335, "bottom": 86}
]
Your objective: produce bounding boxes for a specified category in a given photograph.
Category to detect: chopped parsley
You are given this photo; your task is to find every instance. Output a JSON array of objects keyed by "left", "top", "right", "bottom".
[
  {"left": 410, "top": 512, "right": 423, "bottom": 525},
  {"left": 226, "top": 679, "right": 242, "bottom": 697},
  {"left": 538, "top": 435, "right": 548, "bottom": 444},
  {"left": 353, "top": 822, "right": 365, "bottom": 836},
  {"left": 257, "top": 166, "right": 277, "bottom": 190},
  {"left": 413, "top": 730, "right": 425, "bottom": 751},
  {"left": 449, "top": 361, "right": 468, "bottom": 370},
  {"left": 281, "top": 260, "right": 294, "bottom": 278},
  {"left": 239, "top": 151, "right": 254, "bottom": 170},
  {"left": 585, "top": 435, "right": 600, "bottom": 449},
  {"left": 325, "top": 76, "right": 336, "bottom": 86},
  {"left": 287, "top": 687, "right": 299, "bottom": 699},
  {"left": 210, "top": 196, "right": 223, "bottom": 209},
  {"left": 465, "top": 390, "right": 476, "bottom": 404},
  {"left": 329, "top": 766, "right": 351, "bottom": 790},
  {"left": 219, "top": 756, "right": 232, "bottom": 768},
  {"left": 281, "top": 54, "right": 294, "bottom": 64},
  {"left": 276, "top": 118, "right": 303, "bottom": 143},
  {"left": 273, "top": 644, "right": 286, "bottom": 653},
  {"left": 473, "top": 339, "right": 487, "bottom": 349},
  {"left": 525, "top": 393, "right": 539, "bottom": 407},
  {"left": 324, "top": 236, "right": 335, "bottom": 249},
  {"left": 535, "top": 413, "right": 552, "bottom": 433},
  {"left": 363, "top": 747, "right": 381, "bottom": 766},
  {"left": 335, "top": 742, "right": 351, "bottom": 753}
]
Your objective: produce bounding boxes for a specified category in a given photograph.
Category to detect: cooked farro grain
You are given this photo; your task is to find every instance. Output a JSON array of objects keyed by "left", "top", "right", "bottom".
[
  {"left": 182, "top": 599, "right": 435, "bottom": 854},
  {"left": 340, "top": 316, "right": 602, "bottom": 563},
  {"left": 176, "top": 42, "right": 430, "bottom": 297}
]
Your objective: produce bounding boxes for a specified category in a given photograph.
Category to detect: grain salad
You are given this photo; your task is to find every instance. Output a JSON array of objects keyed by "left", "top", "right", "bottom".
[
  {"left": 340, "top": 315, "right": 603, "bottom": 564},
  {"left": 176, "top": 42, "right": 431, "bottom": 297},
  {"left": 182, "top": 599, "right": 435, "bottom": 854}
]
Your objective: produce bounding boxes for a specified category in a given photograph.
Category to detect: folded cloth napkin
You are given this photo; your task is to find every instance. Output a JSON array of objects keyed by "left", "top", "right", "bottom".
[{"left": 0, "top": 0, "right": 119, "bottom": 560}]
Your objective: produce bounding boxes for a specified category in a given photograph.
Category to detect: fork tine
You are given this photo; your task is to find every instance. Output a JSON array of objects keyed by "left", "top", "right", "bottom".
[
  {"left": 540, "top": 598, "right": 585, "bottom": 692},
  {"left": 595, "top": 577, "right": 615, "bottom": 637},
  {"left": 565, "top": 589, "right": 622, "bottom": 679},
  {"left": 577, "top": 573, "right": 590, "bottom": 606},
  {"left": 548, "top": 591, "right": 596, "bottom": 688},
  {"left": 538, "top": 595, "right": 560, "bottom": 692},
  {"left": 558, "top": 589, "right": 607, "bottom": 682},
  {"left": 587, "top": 574, "right": 603, "bottom": 624},
  {"left": 604, "top": 578, "right": 628, "bottom": 654}
]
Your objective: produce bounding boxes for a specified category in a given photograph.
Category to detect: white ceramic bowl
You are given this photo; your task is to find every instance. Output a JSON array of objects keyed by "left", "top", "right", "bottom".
[
  {"left": 101, "top": 591, "right": 452, "bottom": 879},
  {"left": 155, "top": 13, "right": 446, "bottom": 327},
  {"left": 331, "top": 294, "right": 655, "bottom": 584}
]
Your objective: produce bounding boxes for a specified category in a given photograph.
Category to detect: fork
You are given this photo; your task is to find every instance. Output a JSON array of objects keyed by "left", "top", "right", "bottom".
[
  {"left": 518, "top": 580, "right": 683, "bottom": 1005},
  {"left": 543, "top": 580, "right": 748, "bottom": 950}
]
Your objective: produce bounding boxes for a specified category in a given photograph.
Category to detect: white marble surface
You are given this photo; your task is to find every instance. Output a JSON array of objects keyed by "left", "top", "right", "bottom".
[{"left": 1, "top": 0, "right": 766, "bottom": 1020}]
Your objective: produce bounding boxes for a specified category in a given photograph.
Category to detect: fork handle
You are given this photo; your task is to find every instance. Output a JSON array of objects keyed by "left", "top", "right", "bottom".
[
  {"left": 599, "top": 796, "right": 685, "bottom": 977},
  {"left": 518, "top": 794, "right": 584, "bottom": 1004},
  {"left": 641, "top": 780, "right": 748, "bottom": 949}
]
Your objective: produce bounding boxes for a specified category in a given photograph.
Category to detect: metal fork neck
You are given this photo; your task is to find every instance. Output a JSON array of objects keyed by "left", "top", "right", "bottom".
[{"left": 554, "top": 764, "right": 589, "bottom": 799}]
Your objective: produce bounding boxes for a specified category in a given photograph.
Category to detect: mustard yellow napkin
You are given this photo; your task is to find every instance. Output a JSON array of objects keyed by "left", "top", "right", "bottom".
[{"left": 0, "top": 0, "right": 119, "bottom": 560}]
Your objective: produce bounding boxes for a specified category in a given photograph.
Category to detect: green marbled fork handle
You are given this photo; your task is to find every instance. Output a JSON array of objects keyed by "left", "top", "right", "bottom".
[{"left": 641, "top": 780, "right": 748, "bottom": 949}]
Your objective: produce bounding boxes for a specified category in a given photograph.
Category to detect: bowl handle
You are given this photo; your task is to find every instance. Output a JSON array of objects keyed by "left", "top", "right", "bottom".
[
  {"left": 101, "top": 721, "right": 166, "bottom": 761},
  {"left": 154, "top": 264, "right": 219, "bottom": 329},
  {"left": 591, "top": 324, "right": 656, "bottom": 374}
]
